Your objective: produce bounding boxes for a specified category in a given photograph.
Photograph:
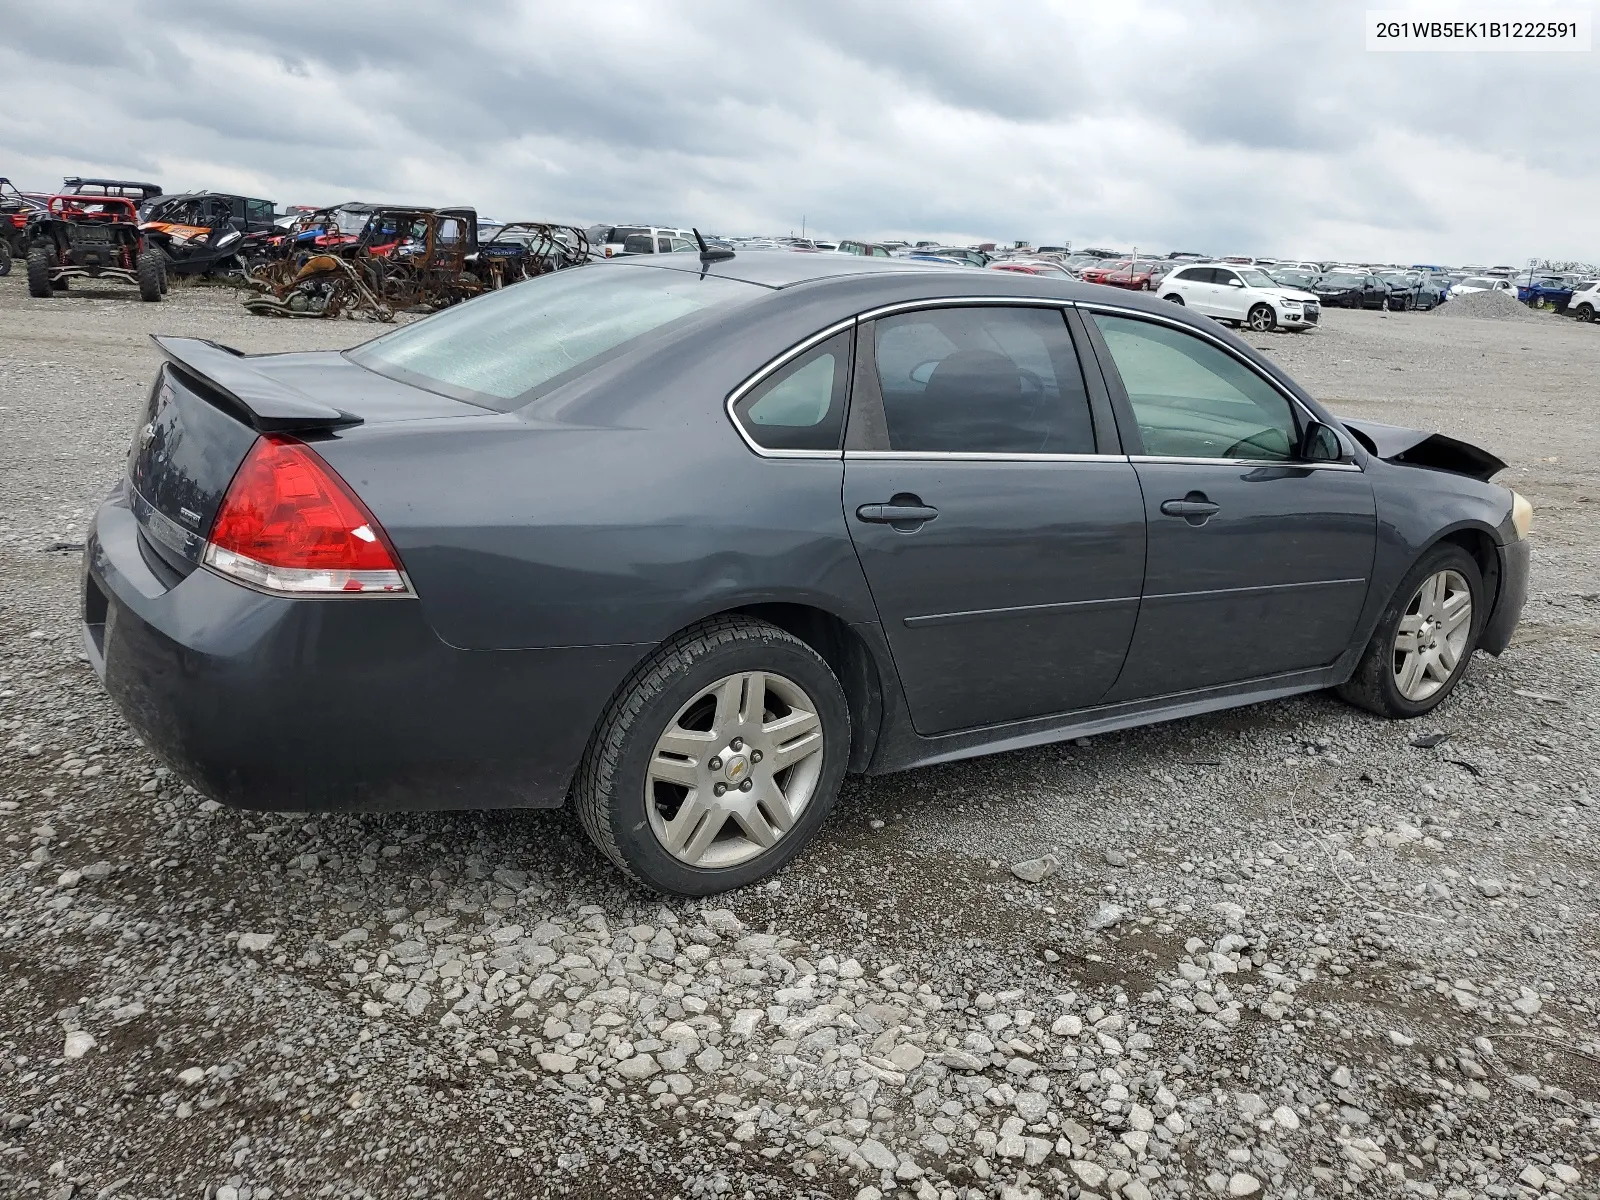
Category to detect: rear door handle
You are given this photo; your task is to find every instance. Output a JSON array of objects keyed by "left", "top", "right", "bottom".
[
  {"left": 1160, "top": 493, "right": 1220, "bottom": 526},
  {"left": 856, "top": 502, "right": 938, "bottom": 526}
]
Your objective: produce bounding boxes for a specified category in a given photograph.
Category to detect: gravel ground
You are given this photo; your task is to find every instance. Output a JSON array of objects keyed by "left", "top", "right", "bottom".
[{"left": 2, "top": 279, "right": 1598, "bottom": 1200}]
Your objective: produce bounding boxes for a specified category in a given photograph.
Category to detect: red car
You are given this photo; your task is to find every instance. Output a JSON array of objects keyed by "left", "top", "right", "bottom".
[
  {"left": 988, "top": 260, "right": 1072, "bottom": 277},
  {"left": 1089, "top": 259, "right": 1161, "bottom": 290},
  {"left": 1076, "top": 258, "right": 1127, "bottom": 285}
]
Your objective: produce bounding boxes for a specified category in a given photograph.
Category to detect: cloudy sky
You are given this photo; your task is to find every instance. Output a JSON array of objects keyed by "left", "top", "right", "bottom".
[{"left": 2, "top": 0, "right": 1594, "bottom": 263}]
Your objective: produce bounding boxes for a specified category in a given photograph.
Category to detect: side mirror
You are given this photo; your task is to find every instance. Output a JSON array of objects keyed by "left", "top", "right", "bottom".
[
  {"left": 1227, "top": 279, "right": 1244, "bottom": 287},
  {"left": 1302, "top": 420, "right": 1348, "bottom": 464}
]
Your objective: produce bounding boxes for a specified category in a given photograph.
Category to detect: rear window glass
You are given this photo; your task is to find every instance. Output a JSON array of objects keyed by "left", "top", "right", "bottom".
[{"left": 347, "top": 264, "right": 760, "bottom": 410}]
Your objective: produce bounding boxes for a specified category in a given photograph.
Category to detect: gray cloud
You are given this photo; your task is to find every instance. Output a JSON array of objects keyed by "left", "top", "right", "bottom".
[{"left": 0, "top": 0, "right": 1593, "bottom": 263}]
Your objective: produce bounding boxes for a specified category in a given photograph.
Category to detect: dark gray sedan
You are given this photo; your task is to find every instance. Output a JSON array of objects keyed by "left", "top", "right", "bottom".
[{"left": 84, "top": 251, "right": 1532, "bottom": 894}]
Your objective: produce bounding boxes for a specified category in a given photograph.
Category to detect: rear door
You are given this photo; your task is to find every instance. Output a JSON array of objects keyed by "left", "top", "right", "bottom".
[
  {"left": 842, "top": 303, "right": 1146, "bottom": 735},
  {"left": 1170, "top": 266, "right": 1218, "bottom": 314},
  {"left": 1083, "top": 308, "right": 1376, "bottom": 701},
  {"left": 1210, "top": 268, "right": 1250, "bottom": 320}
]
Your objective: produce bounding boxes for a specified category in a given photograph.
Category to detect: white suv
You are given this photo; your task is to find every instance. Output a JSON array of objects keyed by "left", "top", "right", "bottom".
[
  {"left": 1570, "top": 280, "right": 1599, "bottom": 322},
  {"left": 1159, "top": 263, "right": 1321, "bottom": 332}
]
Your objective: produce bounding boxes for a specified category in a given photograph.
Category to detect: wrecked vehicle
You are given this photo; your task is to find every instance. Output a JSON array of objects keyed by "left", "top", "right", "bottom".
[
  {"left": 81, "top": 256, "right": 1530, "bottom": 894},
  {"left": 243, "top": 252, "right": 392, "bottom": 320},
  {"left": 140, "top": 192, "right": 279, "bottom": 277},
  {"left": 245, "top": 206, "right": 483, "bottom": 320},
  {"left": 470, "top": 221, "right": 591, "bottom": 287},
  {"left": 2, "top": 177, "right": 43, "bottom": 259},
  {"left": 26, "top": 195, "right": 165, "bottom": 301}
]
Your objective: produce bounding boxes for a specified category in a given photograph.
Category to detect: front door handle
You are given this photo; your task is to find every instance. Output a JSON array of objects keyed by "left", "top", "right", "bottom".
[
  {"left": 856, "top": 500, "right": 938, "bottom": 527},
  {"left": 1160, "top": 493, "right": 1220, "bottom": 526}
]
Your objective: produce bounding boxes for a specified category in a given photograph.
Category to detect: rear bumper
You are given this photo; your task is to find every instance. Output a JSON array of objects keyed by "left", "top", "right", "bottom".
[
  {"left": 1479, "top": 536, "right": 1530, "bottom": 657},
  {"left": 83, "top": 486, "right": 649, "bottom": 812}
]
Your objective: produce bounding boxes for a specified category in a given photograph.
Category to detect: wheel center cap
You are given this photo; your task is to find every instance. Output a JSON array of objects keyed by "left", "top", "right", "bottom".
[{"left": 723, "top": 754, "right": 750, "bottom": 784}]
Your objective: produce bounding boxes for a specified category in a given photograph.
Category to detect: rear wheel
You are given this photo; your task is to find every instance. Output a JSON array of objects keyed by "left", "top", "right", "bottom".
[
  {"left": 137, "top": 250, "right": 163, "bottom": 301},
  {"left": 26, "top": 247, "right": 51, "bottom": 297},
  {"left": 575, "top": 616, "right": 849, "bottom": 895},
  {"left": 1163, "top": 293, "right": 1184, "bottom": 305},
  {"left": 1336, "top": 544, "right": 1483, "bottom": 719},
  {"left": 1247, "top": 303, "right": 1275, "bottom": 332},
  {"left": 0, "top": 241, "right": 10, "bottom": 277}
]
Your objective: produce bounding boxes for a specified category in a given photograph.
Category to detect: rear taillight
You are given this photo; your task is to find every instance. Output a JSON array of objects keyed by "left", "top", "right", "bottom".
[{"left": 203, "top": 434, "right": 410, "bottom": 596}]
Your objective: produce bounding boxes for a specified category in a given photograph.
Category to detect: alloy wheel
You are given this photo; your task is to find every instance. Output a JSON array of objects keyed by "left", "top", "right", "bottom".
[
  {"left": 645, "top": 670, "right": 826, "bottom": 869},
  {"left": 1392, "top": 569, "right": 1472, "bottom": 701},
  {"left": 1248, "top": 305, "right": 1274, "bottom": 331}
]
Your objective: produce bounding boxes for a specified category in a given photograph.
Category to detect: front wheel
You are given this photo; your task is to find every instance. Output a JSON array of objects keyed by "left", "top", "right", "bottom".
[
  {"left": 1336, "top": 544, "right": 1484, "bottom": 719},
  {"left": 1162, "top": 293, "right": 1184, "bottom": 305},
  {"left": 1577, "top": 303, "right": 1595, "bottom": 323},
  {"left": 575, "top": 616, "right": 850, "bottom": 895},
  {"left": 1247, "top": 303, "right": 1276, "bottom": 332},
  {"left": 26, "top": 247, "right": 52, "bottom": 297},
  {"left": 137, "top": 250, "right": 163, "bottom": 301}
]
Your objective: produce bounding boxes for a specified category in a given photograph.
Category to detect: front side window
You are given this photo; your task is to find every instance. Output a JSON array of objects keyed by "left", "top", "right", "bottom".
[
  {"left": 348, "top": 265, "right": 762, "bottom": 410},
  {"left": 731, "top": 331, "right": 850, "bottom": 452},
  {"left": 872, "top": 307, "right": 1094, "bottom": 454},
  {"left": 1091, "top": 315, "right": 1299, "bottom": 461}
]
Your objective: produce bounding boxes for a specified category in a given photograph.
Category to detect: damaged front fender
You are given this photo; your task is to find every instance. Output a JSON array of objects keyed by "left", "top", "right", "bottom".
[{"left": 1339, "top": 417, "right": 1507, "bottom": 482}]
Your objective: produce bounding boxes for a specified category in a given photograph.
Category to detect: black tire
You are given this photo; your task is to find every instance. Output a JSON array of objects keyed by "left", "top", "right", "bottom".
[
  {"left": 1247, "top": 303, "right": 1275, "bottom": 332},
  {"left": 137, "top": 250, "right": 163, "bottom": 301},
  {"left": 1335, "top": 543, "right": 1485, "bottom": 719},
  {"left": 1162, "top": 293, "right": 1184, "bottom": 305},
  {"left": 0, "top": 242, "right": 10, "bottom": 277},
  {"left": 1577, "top": 303, "right": 1594, "bottom": 323},
  {"left": 26, "top": 247, "right": 51, "bottom": 297},
  {"left": 575, "top": 615, "right": 850, "bottom": 895},
  {"left": 159, "top": 257, "right": 169, "bottom": 294}
]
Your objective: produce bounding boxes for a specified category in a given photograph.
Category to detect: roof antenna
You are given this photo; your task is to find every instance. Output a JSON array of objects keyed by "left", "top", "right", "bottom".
[{"left": 694, "top": 227, "right": 735, "bottom": 264}]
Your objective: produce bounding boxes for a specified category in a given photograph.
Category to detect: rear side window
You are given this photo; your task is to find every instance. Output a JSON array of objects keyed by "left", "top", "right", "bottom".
[
  {"left": 348, "top": 265, "right": 761, "bottom": 410},
  {"left": 731, "top": 331, "right": 850, "bottom": 452},
  {"left": 872, "top": 307, "right": 1094, "bottom": 454},
  {"left": 1173, "top": 267, "right": 1209, "bottom": 282}
]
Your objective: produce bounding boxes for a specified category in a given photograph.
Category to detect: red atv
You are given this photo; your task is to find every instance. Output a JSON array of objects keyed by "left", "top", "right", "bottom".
[{"left": 26, "top": 195, "right": 166, "bottom": 301}]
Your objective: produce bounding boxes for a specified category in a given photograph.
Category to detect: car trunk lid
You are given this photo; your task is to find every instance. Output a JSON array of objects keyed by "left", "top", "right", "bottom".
[{"left": 127, "top": 337, "right": 489, "bottom": 579}]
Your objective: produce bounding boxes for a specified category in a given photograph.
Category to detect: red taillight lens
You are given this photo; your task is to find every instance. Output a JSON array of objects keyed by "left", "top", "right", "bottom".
[{"left": 203, "top": 434, "right": 410, "bottom": 596}]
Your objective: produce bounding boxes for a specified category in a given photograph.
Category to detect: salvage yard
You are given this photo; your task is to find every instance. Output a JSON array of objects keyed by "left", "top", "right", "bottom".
[{"left": 2, "top": 278, "right": 1599, "bottom": 1200}]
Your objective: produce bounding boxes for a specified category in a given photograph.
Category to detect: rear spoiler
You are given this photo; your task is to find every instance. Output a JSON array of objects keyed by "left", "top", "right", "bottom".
[{"left": 150, "top": 336, "right": 361, "bottom": 433}]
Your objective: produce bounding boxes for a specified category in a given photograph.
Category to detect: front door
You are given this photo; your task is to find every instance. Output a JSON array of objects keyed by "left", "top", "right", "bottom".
[
  {"left": 1085, "top": 310, "right": 1376, "bottom": 701},
  {"left": 843, "top": 304, "right": 1147, "bottom": 735}
]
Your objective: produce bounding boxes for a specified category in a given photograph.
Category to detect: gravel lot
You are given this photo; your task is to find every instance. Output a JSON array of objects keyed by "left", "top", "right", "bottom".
[{"left": 2, "top": 278, "right": 1598, "bottom": 1200}]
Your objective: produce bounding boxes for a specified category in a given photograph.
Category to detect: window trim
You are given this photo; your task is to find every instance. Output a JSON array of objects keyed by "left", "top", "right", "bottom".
[
  {"left": 724, "top": 295, "right": 1361, "bottom": 469},
  {"left": 724, "top": 317, "right": 857, "bottom": 459},
  {"left": 1079, "top": 301, "right": 1363, "bottom": 472}
]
